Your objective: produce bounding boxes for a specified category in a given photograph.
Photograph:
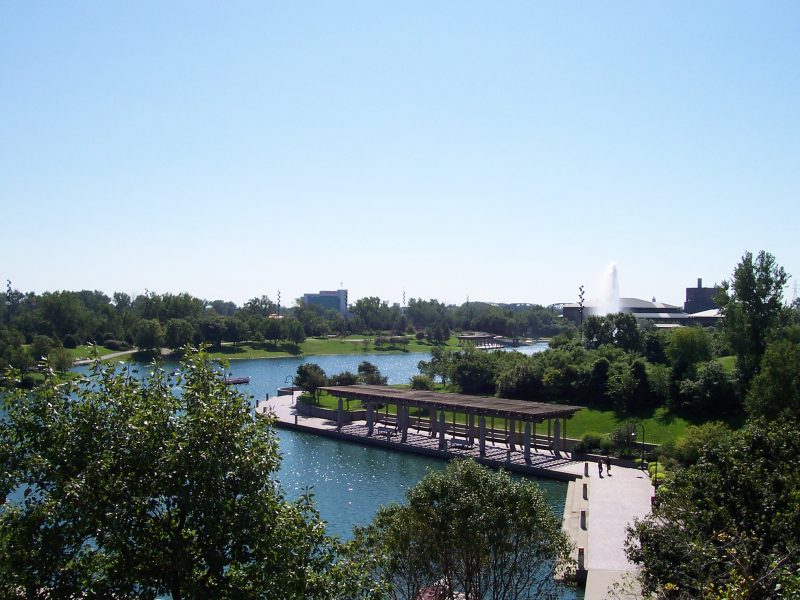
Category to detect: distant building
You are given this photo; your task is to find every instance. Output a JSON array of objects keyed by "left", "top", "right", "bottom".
[
  {"left": 562, "top": 297, "right": 689, "bottom": 327},
  {"left": 303, "top": 289, "right": 348, "bottom": 316},
  {"left": 684, "top": 278, "right": 719, "bottom": 314}
]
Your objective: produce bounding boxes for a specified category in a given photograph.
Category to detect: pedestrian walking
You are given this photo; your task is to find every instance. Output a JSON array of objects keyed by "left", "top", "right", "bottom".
[
  {"left": 598, "top": 459, "right": 603, "bottom": 478},
  {"left": 606, "top": 455, "right": 611, "bottom": 476}
]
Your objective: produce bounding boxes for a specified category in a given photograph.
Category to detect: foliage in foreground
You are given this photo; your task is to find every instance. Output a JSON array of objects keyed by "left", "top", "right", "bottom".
[
  {"left": 0, "top": 349, "right": 383, "bottom": 600},
  {"left": 626, "top": 420, "right": 800, "bottom": 599},
  {"left": 350, "top": 459, "right": 574, "bottom": 600}
]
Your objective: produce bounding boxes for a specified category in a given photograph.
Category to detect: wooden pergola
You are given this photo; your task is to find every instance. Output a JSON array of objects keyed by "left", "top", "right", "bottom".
[{"left": 320, "top": 385, "right": 581, "bottom": 463}]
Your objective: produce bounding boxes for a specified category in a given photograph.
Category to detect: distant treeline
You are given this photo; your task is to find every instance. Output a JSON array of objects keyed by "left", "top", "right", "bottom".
[{"left": 0, "top": 287, "right": 571, "bottom": 372}]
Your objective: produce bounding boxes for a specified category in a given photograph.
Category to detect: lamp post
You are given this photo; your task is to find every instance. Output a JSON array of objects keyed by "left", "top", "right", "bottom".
[{"left": 632, "top": 422, "right": 645, "bottom": 469}]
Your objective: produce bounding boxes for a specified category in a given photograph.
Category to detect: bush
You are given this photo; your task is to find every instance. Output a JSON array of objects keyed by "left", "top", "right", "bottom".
[
  {"left": 574, "top": 432, "right": 605, "bottom": 453},
  {"left": 415, "top": 331, "right": 426, "bottom": 341},
  {"left": 62, "top": 334, "right": 80, "bottom": 349},
  {"left": 103, "top": 339, "right": 131, "bottom": 351},
  {"left": 410, "top": 375, "right": 435, "bottom": 391}
]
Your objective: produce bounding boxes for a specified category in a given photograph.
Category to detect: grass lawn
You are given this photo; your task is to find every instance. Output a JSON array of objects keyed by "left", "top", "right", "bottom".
[
  {"left": 716, "top": 355, "right": 736, "bottom": 373},
  {"left": 206, "top": 335, "right": 462, "bottom": 360}
]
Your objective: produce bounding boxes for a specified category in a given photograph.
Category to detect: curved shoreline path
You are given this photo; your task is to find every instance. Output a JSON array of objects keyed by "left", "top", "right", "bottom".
[{"left": 261, "top": 393, "right": 653, "bottom": 599}]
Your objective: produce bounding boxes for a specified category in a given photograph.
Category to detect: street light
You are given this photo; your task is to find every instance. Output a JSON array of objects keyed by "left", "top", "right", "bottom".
[{"left": 631, "top": 422, "right": 645, "bottom": 469}]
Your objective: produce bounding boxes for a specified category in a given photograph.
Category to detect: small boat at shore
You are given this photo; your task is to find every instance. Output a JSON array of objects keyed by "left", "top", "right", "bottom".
[{"left": 223, "top": 376, "right": 250, "bottom": 385}]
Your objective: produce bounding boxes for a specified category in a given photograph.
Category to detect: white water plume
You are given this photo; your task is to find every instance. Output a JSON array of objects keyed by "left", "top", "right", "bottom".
[{"left": 597, "top": 263, "right": 620, "bottom": 316}]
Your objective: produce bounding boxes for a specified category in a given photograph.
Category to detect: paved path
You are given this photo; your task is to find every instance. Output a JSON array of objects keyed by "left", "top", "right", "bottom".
[
  {"left": 581, "top": 463, "right": 652, "bottom": 599},
  {"left": 259, "top": 393, "right": 653, "bottom": 599}
]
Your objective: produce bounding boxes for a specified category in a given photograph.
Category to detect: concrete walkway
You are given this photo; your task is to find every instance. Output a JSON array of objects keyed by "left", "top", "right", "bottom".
[
  {"left": 581, "top": 463, "right": 652, "bottom": 599},
  {"left": 259, "top": 393, "right": 653, "bottom": 599}
]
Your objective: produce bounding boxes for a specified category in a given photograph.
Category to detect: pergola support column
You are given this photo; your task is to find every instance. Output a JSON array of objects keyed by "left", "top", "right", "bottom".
[
  {"left": 479, "top": 415, "right": 486, "bottom": 457},
  {"left": 400, "top": 405, "right": 408, "bottom": 443},
  {"left": 366, "top": 403, "right": 375, "bottom": 436},
  {"left": 438, "top": 410, "right": 446, "bottom": 450},
  {"left": 553, "top": 418, "right": 561, "bottom": 453},
  {"left": 336, "top": 397, "right": 343, "bottom": 432},
  {"left": 524, "top": 421, "right": 532, "bottom": 464},
  {"left": 468, "top": 413, "right": 475, "bottom": 444},
  {"left": 509, "top": 417, "right": 516, "bottom": 451}
]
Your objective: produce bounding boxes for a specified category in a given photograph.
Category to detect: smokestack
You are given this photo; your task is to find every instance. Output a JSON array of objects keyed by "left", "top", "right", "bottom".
[{"left": 698, "top": 278, "right": 702, "bottom": 288}]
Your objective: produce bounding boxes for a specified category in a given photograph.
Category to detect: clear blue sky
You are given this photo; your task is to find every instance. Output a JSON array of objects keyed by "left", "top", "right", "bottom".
[{"left": 2, "top": 2, "right": 798, "bottom": 308}]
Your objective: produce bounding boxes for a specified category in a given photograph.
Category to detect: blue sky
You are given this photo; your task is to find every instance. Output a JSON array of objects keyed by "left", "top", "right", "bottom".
[{"left": 2, "top": 2, "right": 798, "bottom": 308}]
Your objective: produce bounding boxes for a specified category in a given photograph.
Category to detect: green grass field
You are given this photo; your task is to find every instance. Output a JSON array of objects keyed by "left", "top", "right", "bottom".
[
  {"left": 206, "top": 335, "right": 462, "bottom": 360},
  {"left": 716, "top": 355, "right": 736, "bottom": 372}
]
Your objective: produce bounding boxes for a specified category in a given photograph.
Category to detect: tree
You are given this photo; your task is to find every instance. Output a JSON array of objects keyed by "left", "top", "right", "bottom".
[
  {"left": 134, "top": 318, "right": 164, "bottom": 352},
  {"left": 716, "top": 250, "right": 789, "bottom": 387},
  {"left": 262, "top": 318, "right": 285, "bottom": 344},
  {"left": 746, "top": 339, "right": 800, "bottom": 421},
  {"left": 285, "top": 319, "right": 306, "bottom": 345},
  {"left": 666, "top": 326, "right": 713, "bottom": 379},
  {"left": 294, "top": 363, "right": 327, "bottom": 402},
  {"left": 449, "top": 348, "right": 498, "bottom": 395},
  {"left": 626, "top": 420, "right": 800, "bottom": 599},
  {"left": 357, "top": 361, "right": 387, "bottom": 385},
  {"left": 0, "top": 350, "right": 380, "bottom": 599},
  {"left": 351, "top": 459, "right": 573, "bottom": 600},
  {"left": 496, "top": 363, "right": 543, "bottom": 400},
  {"left": 165, "top": 318, "right": 195, "bottom": 350}
]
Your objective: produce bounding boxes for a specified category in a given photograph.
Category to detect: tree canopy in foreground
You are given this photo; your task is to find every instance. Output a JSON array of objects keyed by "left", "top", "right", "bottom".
[
  {"left": 626, "top": 420, "right": 800, "bottom": 599},
  {"left": 0, "top": 349, "right": 382, "bottom": 600},
  {"left": 350, "top": 459, "right": 573, "bottom": 600}
]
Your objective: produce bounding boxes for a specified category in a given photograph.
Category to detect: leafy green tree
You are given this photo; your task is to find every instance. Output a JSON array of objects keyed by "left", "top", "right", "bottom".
[
  {"left": 285, "top": 319, "right": 306, "bottom": 345},
  {"left": 666, "top": 326, "right": 713, "bottom": 379},
  {"left": 328, "top": 371, "right": 358, "bottom": 386},
  {"left": 357, "top": 361, "right": 387, "bottom": 385},
  {"left": 294, "top": 363, "right": 327, "bottom": 402},
  {"left": 47, "top": 346, "right": 73, "bottom": 373},
  {"left": 450, "top": 348, "right": 498, "bottom": 395},
  {"left": 416, "top": 346, "right": 453, "bottom": 386},
  {"left": 716, "top": 250, "right": 790, "bottom": 387},
  {"left": 0, "top": 350, "right": 381, "bottom": 599},
  {"left": 165, "top": 318, "right": 195, "bottom": 350},
  {"left": 351, "top": 459, "right": 572, "bottom": 600},
  {"left": 262, "top": 318, "right": 285, "bottom": 344},
  {"left": 134, "top": 318, "right": 165, "bottom": 352},
  {"left": 746, "top": 339, "right": 800, "bottom": 420},
  {"left": 225, "top": 317, "right": 251, "bottom": 347},
  {"left": 496, "top": 363, "right": 543, "bottom": 400},
  {"left": 626, "top": 420, "right": 800, "bottom": 599},
  {"left": 582, "top": 315, "right": 614, "bottom": 349},
  {"left": 198, "top": 316, "right": 226, "bottom": 350},
  {"left": 30, "top": 334, "right": 55, "bottom": 361},
  {"left": 677, "top": 360, "right": 739, "bottom": 414},
  {"left": 669, "top": 421, "right": 732, "bottom": 466}
]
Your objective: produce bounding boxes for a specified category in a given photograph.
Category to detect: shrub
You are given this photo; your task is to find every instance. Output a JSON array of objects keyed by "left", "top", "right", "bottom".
[
  {"left": 410, "top": 375, "right": 435, "bottom": 391},
  {"left": 415, "top": 331, "right": 426, "bottom": 341},
  {"left": 62, "top": 334, "right": 80, "bottom": 349},
  {"left": 103, "top": 339, "right": 131, "bottom": 351},
  {"left": 574, "top": 432, "right": 605, "bottom": 453}
]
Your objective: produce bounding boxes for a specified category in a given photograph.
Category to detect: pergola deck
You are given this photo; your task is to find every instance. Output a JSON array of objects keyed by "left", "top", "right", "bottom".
[{"left": 320, "top": 385, "right": 582, "bottom": 463}]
